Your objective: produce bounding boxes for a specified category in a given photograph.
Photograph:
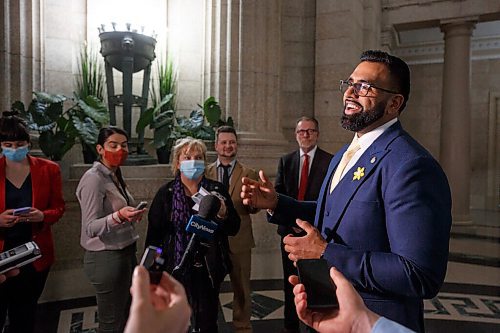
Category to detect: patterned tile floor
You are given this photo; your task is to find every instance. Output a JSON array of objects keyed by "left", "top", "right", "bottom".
[
  {"left": 33, "top": 209, "right": 499, "bottom": 333},
  {"left": 35, "top": 279, "right": 499, "bottom": 333}
]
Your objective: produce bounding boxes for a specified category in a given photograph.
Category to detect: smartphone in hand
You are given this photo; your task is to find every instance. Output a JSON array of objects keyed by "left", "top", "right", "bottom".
[
  {"left": 296, "top": 259, "right": 338, "bottom": 309},
  {"left": 140, "top": 246, "right": 164, "bottom": 284},
  {"left": 12, "top": 207, "right": 31, "bottom": 216},
  {"left": 135, "top": 201, "right": 148, "bottom": 210}
]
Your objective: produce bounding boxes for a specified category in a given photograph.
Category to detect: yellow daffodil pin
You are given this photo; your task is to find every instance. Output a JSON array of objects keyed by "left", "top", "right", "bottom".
[{"left": 353, "top": 167, "right": 365, "bottom": 180}]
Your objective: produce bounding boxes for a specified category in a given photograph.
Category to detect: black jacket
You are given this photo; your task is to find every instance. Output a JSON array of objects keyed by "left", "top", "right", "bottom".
[
  {"left": 145, "top": 177, "right": 240, "bottom": 285},
  {"left": 274, "top": 147, "right": 332, "bottom": 236}
]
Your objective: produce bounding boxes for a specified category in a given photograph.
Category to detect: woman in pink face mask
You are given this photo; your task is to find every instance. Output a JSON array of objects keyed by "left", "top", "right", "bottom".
[{"left": 76, "top": 126, "right": 146, "bottom": 333}]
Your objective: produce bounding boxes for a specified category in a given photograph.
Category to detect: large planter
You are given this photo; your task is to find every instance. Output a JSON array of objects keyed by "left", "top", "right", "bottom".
[
  {"left": 156, "top": 146, "right": 171, "bottom": 164},
  {"left": 82, "top": 143, "right": 97, "bottom": 164}
]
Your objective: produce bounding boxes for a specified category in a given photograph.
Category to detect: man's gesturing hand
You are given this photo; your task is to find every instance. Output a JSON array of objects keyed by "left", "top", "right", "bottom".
[{"left": 240, "top": 170, "right": 278, "bottom": 210}]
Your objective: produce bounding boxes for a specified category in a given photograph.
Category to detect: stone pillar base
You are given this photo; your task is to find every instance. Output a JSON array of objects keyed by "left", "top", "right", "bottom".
[
  {"left": 451, "top": 223, "right": 477, "bottom": 236},
  {"left": 452, "top": 213, "right": 473, "bottom": 226}
]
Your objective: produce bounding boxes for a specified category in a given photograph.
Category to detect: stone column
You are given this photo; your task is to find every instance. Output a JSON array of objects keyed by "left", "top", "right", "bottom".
[
  {"left": 314, "top": 0, "right": 366, "bottom": 152},
  {"left": 439, "top": 18, "right": 477, "bottom": 225},
  {"left": 0, "top": 0, "right": 43, "bottom": 111},
  {"left": 203, "top": 0, "right": 287, "bottom": 176},
  {"left": 202, "top": 0, "right": 288, "bottom": 280}
]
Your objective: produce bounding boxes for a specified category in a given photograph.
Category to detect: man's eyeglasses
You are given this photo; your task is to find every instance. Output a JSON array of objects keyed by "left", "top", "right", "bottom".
[
  {"left": 339, "top": 80, "right": 399, "bottom": 97},
  {"left": 296, "top": 129, "right": 318, "bottom": 136}
]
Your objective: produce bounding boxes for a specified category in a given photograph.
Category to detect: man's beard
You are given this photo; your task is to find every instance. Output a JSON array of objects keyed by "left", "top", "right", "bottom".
[{"left": 340, "top": 101, "right": 386, "bottom": 132}]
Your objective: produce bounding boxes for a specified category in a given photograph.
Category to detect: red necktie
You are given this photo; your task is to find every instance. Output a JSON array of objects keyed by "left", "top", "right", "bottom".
[{"left": 298, "top": 154, "right": 309, "bottom": 200}]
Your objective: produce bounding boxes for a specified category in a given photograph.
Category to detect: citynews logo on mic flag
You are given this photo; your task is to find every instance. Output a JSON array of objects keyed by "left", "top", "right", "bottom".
[{"left": 185, "top": 215, "right": 218, "bottom": 240}]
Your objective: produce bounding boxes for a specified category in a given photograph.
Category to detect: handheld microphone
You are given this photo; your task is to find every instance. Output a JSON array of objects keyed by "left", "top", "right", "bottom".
[{"left": 172, "top": 194, "right": 221, "bottom": 278}]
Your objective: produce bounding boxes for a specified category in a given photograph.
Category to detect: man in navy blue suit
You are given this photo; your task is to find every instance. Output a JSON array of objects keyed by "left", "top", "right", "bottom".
[{"left": 241, "top": 50, "right": 452, "bottom": 333}]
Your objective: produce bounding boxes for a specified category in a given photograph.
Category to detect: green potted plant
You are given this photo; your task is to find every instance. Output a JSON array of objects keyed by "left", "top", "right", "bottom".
[
  {"left": 175, "top": 96, "right": 233, "bottom": 140},
  {"left": 12, "top": 91, "right": 109, "bottom": 161},
  {"left": 74, "top": 42, "right": 107, "bottom": 163},
  {"left": 136, "top": 94, "right": 176, "bottom": 163},
  {"left": 203, "top": 96, "right": 233, "bottom": 129},
  {"left": 137, "top": 55, "right": 178, "bottom": 163}
]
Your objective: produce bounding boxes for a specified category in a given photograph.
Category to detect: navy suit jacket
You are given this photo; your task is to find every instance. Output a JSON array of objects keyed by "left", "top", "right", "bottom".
[
  {"left": 274, "top": 147, "right": 332, "bottom": 236},
  {"left": 271, "top": 121, "right": 452, "bottom": 332}
]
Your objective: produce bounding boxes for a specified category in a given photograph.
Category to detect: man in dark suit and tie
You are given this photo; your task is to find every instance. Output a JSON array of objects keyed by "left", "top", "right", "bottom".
[
  {"left": 274, "top": 117, "right": 332, "bottom": 333},
  {"left": 241, "top": 50, "right": 452, "bottom": 333}
]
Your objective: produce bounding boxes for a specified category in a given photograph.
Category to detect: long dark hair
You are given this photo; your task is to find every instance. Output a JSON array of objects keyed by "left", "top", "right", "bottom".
[
  {"left": 97, "top": 126, "right": 130, "bottom": 201},
  {"left": 0, "top": 111, "right": 30, "bottom": 143}
]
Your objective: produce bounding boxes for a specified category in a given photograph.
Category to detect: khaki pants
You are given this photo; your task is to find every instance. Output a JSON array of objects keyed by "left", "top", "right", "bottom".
[{"left": 229, "top": 250, "right": 253, "bottom": 333}]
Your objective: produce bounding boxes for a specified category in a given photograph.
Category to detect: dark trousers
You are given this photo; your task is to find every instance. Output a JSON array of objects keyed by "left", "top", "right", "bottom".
[
  {"left": 0, "top": 265, "right": 49, "bottom": 333},
  {"left": 83, "top": 245, "right": 137, "bottom": 333},
  {"left": 184, "top": 264, "right": 221, "bottom": 333},
  {"left": 280, "top": 238, "right": 300, "bottom": 332}
]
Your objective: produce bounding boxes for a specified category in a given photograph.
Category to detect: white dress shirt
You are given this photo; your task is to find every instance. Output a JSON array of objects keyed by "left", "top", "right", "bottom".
[{"left": 339, "top": 118, "right": 398, "bottom": 180}]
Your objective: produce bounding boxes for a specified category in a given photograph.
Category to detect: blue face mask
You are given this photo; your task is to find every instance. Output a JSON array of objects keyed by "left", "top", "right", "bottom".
[
  {"left": 180, "top": 160, "right": 205, "bottom": 180},
  {"left": 2, "top": 145, "right": 29, "bottom": 162}
]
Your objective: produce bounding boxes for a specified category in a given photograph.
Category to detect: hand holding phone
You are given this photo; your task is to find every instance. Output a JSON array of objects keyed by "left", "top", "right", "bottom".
[
  {"left": 135, "top": 201, "right": 148, "bottom": 210},
  {"left": 0, "top": 241, "right": 42, "bottom": 274},
  {"left": 12, "top": 207, "right": 31, "bottom": 216},
  {"left": 297, "top": 259, "right": 338, "bottom": 309},
  {"left": 140, "top": 246, "right": 164, "bottom": 284}
]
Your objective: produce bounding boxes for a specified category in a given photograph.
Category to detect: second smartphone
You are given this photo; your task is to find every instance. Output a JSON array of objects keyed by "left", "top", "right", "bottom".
[{"left": 296, "top": 258, "right": 338, "bottom": 309}]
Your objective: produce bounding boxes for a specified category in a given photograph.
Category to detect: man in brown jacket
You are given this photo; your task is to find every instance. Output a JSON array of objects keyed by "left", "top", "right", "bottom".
[{"left": 206, "top": 126, "right": 259, "bottom": 333}]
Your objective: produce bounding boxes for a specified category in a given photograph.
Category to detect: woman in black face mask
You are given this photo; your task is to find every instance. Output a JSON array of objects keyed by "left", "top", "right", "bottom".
[
  {"left": 76, "top": 126, "right": 146, "bottom": 333},
  {"left": 0, "top": 112, "right": 65, "bottom": 333}
]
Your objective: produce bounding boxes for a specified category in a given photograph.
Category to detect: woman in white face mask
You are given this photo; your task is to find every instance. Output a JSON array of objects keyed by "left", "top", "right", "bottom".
[
  {"left": 0, "top": 111, "right": 65, "bottom": 333},
  {"left": 145, "top": 137, "right": 241, "bottom": 333}
]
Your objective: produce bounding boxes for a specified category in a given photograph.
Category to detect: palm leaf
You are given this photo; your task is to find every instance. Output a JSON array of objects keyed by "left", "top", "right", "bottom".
[
  {"left": 136, "top": 107, "right": 155, "bottom": 133},
  {"left": 72, "top": 116, "right": 99, "bottom": 145},
  {"left": 203, "top": 96, "right": 222, "bottom": 126},
  {"left": 136, "top": 94, "right": 174, "bottom": 132},
  {"left": 78, "top": 95, "right": 109, "bottom": 124},
  {"left": 33, "top": 91, "right": 66, "bottom": 104},
  {"left": 153, "top": 125, "right": 173, "bottom": 149},
  {"left": 39, "top": 130, "right": 74, "bottom": 161}
]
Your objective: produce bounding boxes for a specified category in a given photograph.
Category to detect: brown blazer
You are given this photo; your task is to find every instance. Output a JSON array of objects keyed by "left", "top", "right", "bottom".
[{"left": 206, "top": 160, "right": 259, "bottom": 253}]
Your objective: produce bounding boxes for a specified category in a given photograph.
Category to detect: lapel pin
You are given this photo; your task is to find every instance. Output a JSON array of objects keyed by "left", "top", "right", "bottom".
[
  {"left": 353, "top": 167, "right": 365, "bottom": 181},
  {"left": 370, "top": 157, "right": 376, "bottom": 164}
]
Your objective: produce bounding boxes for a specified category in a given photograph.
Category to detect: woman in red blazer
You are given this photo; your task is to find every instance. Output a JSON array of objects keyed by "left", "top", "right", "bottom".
[{"left": 0, "top": 113, "right": 65, "bottom": 333}]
